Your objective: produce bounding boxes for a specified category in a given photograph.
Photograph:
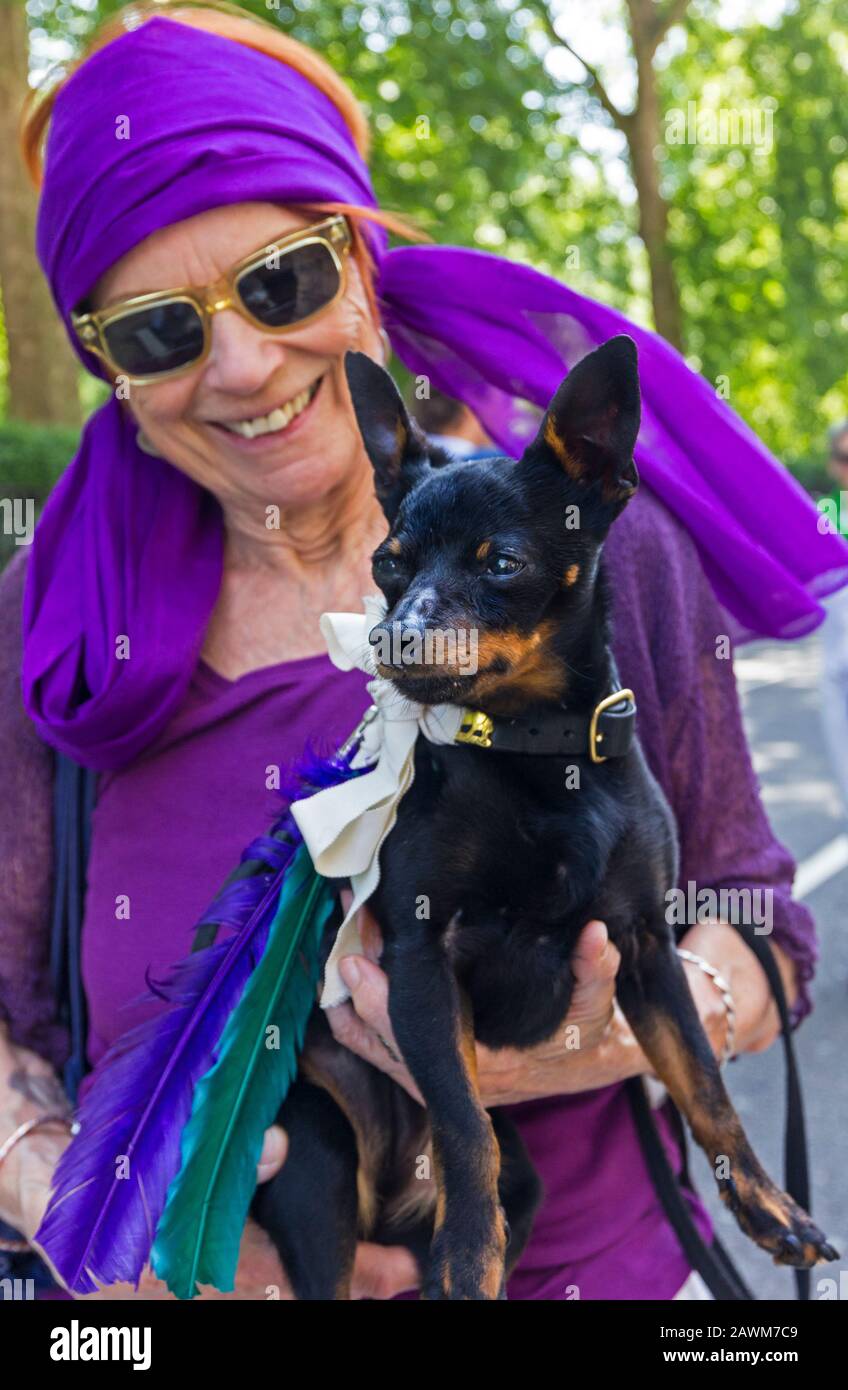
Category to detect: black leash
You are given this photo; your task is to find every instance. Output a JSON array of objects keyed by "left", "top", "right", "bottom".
[
  {"left": 628, "top": 927, "right": 811, "bottom": 1301},
  {"left": 734, "top": 922, "right": 811, "bottom": 1302},
  {"left": 626, "top": 1076, "right": 754, "bottom": 1300}
]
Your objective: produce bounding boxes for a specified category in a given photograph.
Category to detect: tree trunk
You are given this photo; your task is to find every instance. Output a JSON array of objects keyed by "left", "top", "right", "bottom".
[
  {"left": 625, "top": 0, "right": 685, "bottom": 350},
  {"left": 0, "top": 0, "right": 81, "bottom": 425}
]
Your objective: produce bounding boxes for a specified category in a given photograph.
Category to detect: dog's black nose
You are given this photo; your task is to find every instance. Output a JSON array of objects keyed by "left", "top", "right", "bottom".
[{"left": 369, "top": 620, "right": 428, "bottom": 668}]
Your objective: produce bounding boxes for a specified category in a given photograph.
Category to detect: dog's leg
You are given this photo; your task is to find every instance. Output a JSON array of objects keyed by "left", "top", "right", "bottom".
[
  {"left": 383, "top": 920, "right": 508, "bottom": 1300},
  {"left": 616, "top": 928, "right": 836, "bottom": 1268},
  {"left": 250, "top": 1078, "right": 360, "bottom": 1300}
]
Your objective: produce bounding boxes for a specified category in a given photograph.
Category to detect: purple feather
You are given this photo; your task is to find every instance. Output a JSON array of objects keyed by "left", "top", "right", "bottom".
[{"left": 35, "top": 737, "right": 365, "bottom": 1293}]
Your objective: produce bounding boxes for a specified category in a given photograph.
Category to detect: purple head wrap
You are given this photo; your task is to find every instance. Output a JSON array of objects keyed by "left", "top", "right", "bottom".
[{"left": 23, "top": 16, "right": 848, "bottom": 770}]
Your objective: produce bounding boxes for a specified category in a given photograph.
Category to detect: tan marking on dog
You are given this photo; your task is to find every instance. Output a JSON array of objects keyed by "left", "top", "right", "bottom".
[
  {"left": 563, "top": 563, "right": 580, "bottom": 587},
  {"left": 544, "top": 415, "right": 583, "bottom": 478},
  {"left": 383, "top": 1135, "right": 438, "bottom": 1231},
  {"left": 423, "top": 993, "right": 507, "bottom": 1299},
  {"left": 467, "top": 618, "right": 567, "bottom": 712},
  {"left": 387, "top": 536, "right": 402, "bottom": 555},
  {"left": 393, "top": 416, "right": 407, "bottom": 465},
  {"left": 300, "top": 1052, "right": 381, "bottom": 1237},
  {"left": 476, "top": 540, "right": 491, "bottom": 561}
]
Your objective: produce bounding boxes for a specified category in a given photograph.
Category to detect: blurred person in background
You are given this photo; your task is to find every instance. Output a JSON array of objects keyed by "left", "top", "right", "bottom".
[{"left": 408, "top": 385, "right": 497, "bottom": 461}]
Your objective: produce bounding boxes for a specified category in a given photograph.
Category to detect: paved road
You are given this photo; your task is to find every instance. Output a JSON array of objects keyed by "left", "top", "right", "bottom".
[{"left": 686, "top": 632, "right": 848, "bottom": 1300}]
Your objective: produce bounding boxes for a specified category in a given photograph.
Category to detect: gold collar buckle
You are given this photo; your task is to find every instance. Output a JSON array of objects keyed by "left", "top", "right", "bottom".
[{"left": 589, "top": 688, "right": 635, "bottom": 764}]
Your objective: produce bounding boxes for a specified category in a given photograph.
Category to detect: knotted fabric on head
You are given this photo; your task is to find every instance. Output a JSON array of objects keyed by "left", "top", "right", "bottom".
[{"left": 24, "top": 15, "right": 848, "bottom": 770}]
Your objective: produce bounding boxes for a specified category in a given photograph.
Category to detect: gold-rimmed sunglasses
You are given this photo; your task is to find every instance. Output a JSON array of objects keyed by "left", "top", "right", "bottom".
[{"left": 71, "top": 215, "right": 352, "bottom": 385}]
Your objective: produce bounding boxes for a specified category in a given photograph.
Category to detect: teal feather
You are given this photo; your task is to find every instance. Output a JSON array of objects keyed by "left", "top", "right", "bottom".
[{"left": 150, "top": 842, "right": 335, "bottom": 1298}]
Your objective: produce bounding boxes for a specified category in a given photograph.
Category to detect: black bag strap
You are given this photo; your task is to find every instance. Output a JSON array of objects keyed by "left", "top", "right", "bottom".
[
  {"left": 629, "top": 928, "right": 811, "bottom": 1301},
  {"left": 732, "top": 923, "right": 811, "bottom": 1302},
  {"left": 626, "top": 1077, "right": 753, "bottom": 1300},
  {"left": 49, "top": 753, "right": 97, "bottom": 1107}
]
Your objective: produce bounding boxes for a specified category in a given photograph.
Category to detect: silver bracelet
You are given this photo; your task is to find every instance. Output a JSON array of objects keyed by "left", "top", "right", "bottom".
[{"left": 677, "top": 948, "right": 736, "bottom": 1066}]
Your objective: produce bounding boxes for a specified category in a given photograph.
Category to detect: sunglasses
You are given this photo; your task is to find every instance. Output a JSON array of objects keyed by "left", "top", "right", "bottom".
[{"left": 71, "top": 215, "right": 352, "bottom": 385}]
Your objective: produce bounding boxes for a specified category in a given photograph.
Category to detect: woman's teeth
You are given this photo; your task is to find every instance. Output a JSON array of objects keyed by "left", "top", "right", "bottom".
[{"left": 220, "top": 381, "right": 318, "bottom": 438}]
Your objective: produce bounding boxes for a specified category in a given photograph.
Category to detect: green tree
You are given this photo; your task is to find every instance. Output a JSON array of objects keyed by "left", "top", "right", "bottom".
[
  {"left": 0, "top": 0, "right": 80, "bottom": 424},
  {"left": 19, "top": 0, "right": 848, "bottom": 481}
]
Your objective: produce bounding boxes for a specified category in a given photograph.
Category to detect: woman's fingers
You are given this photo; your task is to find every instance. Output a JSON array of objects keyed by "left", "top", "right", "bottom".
[
  {"left": 351, "top": 1241, "right": 421, "bottom": 1299},
  {"left": 563, "top": 919, "right": 620, "bottom": 1046},
  {"left": 255, "top": 1124, "right": 288, "bottom": 1183},
  {"left": 328, "top": 956, "right": 424, "bottom": 1104},
  {"left": 571, "top": 918, "right": 620, "bottom": 987}
]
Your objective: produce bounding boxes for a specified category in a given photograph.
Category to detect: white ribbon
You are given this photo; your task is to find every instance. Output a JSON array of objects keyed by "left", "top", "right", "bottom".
[{"left": 290, "top": 594, "right": 464, "bottom": 1008}]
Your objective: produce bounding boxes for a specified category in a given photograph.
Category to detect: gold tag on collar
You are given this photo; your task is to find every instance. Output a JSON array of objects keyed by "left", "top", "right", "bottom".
[{"left": 455, "top": 707, "right": 494, "bottom": 749}]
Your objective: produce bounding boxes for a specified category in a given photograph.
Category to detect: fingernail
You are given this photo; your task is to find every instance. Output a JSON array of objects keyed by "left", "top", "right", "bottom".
[{"left": 340, "top": 957, "right": 361, "bottom": 989}]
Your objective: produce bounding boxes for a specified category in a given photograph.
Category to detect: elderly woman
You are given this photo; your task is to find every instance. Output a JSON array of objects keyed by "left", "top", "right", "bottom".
[{"left": 0, "top": 2, "right": 844, "bottom": 1302}]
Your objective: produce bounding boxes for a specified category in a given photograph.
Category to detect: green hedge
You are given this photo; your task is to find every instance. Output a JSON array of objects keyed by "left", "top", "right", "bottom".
[{"left": 0, "top": 420, "right": 81, "bottom": 502}]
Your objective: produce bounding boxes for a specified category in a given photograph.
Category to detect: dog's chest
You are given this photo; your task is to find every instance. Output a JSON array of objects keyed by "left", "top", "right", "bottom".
[{"left": 385, "top": 741, "right": 618, "bottom": 928}]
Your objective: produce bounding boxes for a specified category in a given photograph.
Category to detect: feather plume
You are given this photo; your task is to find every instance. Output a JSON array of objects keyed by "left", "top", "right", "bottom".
[
  {"left": 35, "top": 739, "right": 364, "bottom": 1294},
  {"left": 150, "top": 842, "right": 334, "bottom": 1298}
]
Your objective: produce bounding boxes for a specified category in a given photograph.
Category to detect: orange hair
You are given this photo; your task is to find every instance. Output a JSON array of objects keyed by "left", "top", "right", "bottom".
[{"left": 20, "top": 0, "right": 430, "bottom": 325}]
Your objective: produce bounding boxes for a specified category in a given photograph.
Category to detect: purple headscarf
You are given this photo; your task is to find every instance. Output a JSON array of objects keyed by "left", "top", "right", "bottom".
[{"left": 23, "top": 16, "right": 848, "bottom": 770}]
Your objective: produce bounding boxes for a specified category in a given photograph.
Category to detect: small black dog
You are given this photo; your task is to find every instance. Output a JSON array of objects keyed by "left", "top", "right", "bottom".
[{"left": 253, "top": 337, "right": 835, "bottom": 1299}]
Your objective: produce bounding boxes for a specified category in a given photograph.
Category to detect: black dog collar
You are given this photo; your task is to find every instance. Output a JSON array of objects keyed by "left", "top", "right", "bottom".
[{"left": 454, "top": 689, "right": 636, "bottom": 762}]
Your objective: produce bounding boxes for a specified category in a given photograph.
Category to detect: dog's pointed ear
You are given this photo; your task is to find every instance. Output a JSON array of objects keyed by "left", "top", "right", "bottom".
[
  {"left": 344, "top": 350, "right": 429, "bottom": 520},
  {"left": 525, "top": 335, "right": 640, "bottom": 512}
]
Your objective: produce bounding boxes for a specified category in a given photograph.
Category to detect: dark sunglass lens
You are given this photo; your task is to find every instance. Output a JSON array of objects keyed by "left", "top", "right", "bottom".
[
  {"left": 238, "top": 242, "right": 340, "bottom": 328},
  {"left": 102, "top": 301, "right": 205, "bottom": 377}
]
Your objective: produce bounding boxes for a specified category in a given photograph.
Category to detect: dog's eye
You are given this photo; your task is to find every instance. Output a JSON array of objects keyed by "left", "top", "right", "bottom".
[
  {"left": 486, "top": 553, "right": 524, "bottom": 576},
  {"left": 374, "top": 552, "right": 402, "bottom": 575}
]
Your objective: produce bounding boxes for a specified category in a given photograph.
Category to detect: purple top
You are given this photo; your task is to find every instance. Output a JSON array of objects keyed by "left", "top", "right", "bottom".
[{"left": 0, "top": 486, "right": 816, "bottom": 1299}]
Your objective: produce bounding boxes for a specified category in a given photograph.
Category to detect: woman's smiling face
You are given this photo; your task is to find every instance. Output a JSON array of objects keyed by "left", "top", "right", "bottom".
[{"left": 91, "top": 201, "right": 384, "bottom": 514}]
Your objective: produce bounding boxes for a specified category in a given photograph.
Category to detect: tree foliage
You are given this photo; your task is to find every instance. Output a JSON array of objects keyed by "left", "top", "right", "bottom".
[{"left": 19, "top": 0, "right": 848, "bottom": 483}]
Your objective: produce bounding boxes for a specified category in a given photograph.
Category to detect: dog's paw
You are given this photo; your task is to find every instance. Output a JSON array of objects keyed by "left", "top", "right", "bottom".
[
  {"left": 719, "top": 1170, "right": 838, "bottom": 1268},
  {"left": 423, "top": 1209, "right": 508, "bottom": 1300}
]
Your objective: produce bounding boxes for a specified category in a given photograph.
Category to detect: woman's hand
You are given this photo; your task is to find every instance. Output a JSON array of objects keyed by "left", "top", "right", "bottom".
[
  {"left": 327, "top": 911, "right": 650, "bottom": 1105},
  {"left": 0, "top": 1027, "right": 74, "bottom": 1245},
  {"left": 677, "top": 920, "right": 797, "bottom": 1056},
  {"left": 327, "top": 909, "right": 798, "bottom": 1106}
]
